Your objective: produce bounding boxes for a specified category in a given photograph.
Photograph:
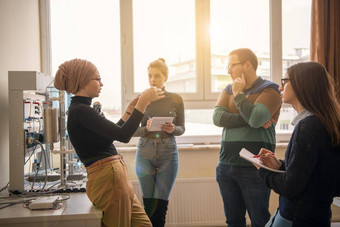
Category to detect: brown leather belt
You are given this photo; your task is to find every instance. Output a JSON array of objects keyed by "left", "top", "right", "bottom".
[
  {"left": 145, "top": 132, "right": 170, "bottom": 139},
  {"left": 86, "top": 155, "right": 122, "bottom": 174}
]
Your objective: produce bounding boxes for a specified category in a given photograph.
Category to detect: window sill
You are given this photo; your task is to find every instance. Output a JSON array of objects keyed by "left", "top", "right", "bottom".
[
  {"left": 116, "top": 143, "right": 221, "bottom": 153},
  {"left": 115, "top": 134, "right": 290, "bottom": 149},
  {"left": 116, "top": 142, "right": 288, "bottom": 153}
]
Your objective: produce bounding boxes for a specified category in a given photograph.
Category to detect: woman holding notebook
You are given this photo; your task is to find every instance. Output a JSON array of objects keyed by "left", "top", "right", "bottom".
[
  {"left": 255, "top": 62, "right": 340, "bottom": 227},
  {"left": 133, "top": 58, "right": 185, "bottom": 227}
]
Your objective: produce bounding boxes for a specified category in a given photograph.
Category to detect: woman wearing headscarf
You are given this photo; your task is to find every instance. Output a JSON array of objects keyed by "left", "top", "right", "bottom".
[{"left": 54, "top": 58, "right": 164, "bottom": 227}]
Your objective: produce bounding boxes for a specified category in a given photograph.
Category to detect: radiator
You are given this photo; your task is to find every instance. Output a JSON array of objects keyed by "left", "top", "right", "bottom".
[{"left": 131, "top": 178, "right": 226, "bottom": 226}]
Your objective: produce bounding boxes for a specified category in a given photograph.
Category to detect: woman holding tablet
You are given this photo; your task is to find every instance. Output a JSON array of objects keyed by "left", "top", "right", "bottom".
[{"left": 133, "top": 58, "right": 185, "bottom": 227}]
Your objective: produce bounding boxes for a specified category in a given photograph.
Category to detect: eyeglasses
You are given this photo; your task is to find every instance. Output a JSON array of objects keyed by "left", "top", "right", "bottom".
[
  {"left": 281, "top": 78, "right": 290, "bottom": 87},
  {"left": 92, "top": 77, "right": 102, "bottom": 83},
  {"left": 228, "top": 62, "right": 244, "bottom": 71}
]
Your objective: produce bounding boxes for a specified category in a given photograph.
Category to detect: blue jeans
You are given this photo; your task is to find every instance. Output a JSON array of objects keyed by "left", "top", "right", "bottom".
[
  {"left": 136, "top": 137, "right": 179, "bottom": 200},
  {"left": 216, "top": 164, "right": 271, "bottom": 227},
  {"left": 265, "top": 209, "right": 292, "bottom": 227}
]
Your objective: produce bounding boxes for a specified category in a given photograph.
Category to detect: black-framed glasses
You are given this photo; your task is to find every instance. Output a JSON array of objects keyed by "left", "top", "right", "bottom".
[
  {"left": 228, "top": 62, "right": 244, "bottom": 71},
  {"left": 92, "top": 77, "right": 102, "bottom": 83},
  {"left": 281, "top": 78, "right": 290, "bottom": 87}
]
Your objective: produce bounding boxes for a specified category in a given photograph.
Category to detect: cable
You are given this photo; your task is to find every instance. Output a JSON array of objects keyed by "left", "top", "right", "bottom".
[
  {"left": 52, "top": 202, "right": 67, "bottom": 227},
  {"left": 56, "top": 194, "right": 70, "bottom": 202},
  {"left": 29, "top": 102, "right": 32, "bottom": 121},
  {"left": 0, "top": 192, "right": 71, "bottom": 212},
  {"left": 24, "top": 142, "right": 38, "bottom": 165},
  {"left": 31, "top": 141, "right": 48, "bottom": 191},
  {"left": 0, "top": 198, "right": 32, "bottom": 209},
  {"left": 0, "top": 182, "right": 9, "bottom": 193},
  {"left": 45, "top": 80, "right": 54, "bottom": 93},
  {"left": 0, "top": 204, "right": 14, "bottom": 209},
  {"left": 0, "top": 193, "right": 36, "bottom": 210},
  {"left": 38, "top": 141, "right": 48, "bottom": 190},
  {"left": 46, "top": 181, "right": 61, "bottom": 191}
]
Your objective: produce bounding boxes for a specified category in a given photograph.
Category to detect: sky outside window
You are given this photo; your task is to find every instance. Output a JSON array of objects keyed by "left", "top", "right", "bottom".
[
  {"left": 50, "top": 0, "right": 121, "bottom": 115},
  {"left": 133, "top": 0, "right": 196, "bottom": 93},
  {"left": 50, "top": 0, "right": 312, "bottom": 138}
]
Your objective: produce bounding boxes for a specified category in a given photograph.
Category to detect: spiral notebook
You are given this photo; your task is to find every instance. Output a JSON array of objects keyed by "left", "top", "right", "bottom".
[{"left": 239, "top": 148, "right": 285, "bottom": 173}]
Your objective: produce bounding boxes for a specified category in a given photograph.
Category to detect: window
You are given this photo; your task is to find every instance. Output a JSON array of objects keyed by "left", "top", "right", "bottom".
[
  {"left": 210, "top": 0, "right": 270, "bottom": 91},
  {"left": 280, "top": 123, "right": 289, "bottom": 131},
  {"left": 276, "top": 0, "right": 311, "bottom": 135},
  {"left": 132, "top": 0, "right": 196, "bottom": 93},
  {"left": 44, "top": 0, "right": 312, "bottom": 145},
  {"left": 50, "top": 0, "right": 121, "bottom": 123}
]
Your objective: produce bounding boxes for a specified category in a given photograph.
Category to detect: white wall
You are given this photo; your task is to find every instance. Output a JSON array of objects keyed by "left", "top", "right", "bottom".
[{"left": 0, "top": 0, "right": 41, "bottom": 188}]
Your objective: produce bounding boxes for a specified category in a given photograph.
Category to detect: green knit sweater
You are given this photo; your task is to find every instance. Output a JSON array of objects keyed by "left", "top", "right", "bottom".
[{"left": 213, "top": 77, "right": 282, "bottom": 166}]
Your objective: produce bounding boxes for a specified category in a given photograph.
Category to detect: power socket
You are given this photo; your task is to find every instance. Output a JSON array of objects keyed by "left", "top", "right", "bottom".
[{"left": 29, "top": 196, "right": 59, "bottom": 210}]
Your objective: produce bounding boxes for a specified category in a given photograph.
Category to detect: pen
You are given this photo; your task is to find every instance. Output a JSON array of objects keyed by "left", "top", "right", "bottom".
[{"left": 253, "top": 153, "right": 275, "bottom": 158}]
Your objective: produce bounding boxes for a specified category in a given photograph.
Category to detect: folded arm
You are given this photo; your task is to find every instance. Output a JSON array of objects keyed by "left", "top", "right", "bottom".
[
  {"left": 213, "top": 91, "right": 249, "bottom": 129},
  {"left": 233, "top": 88, "right": 281, "bottom": 128}
]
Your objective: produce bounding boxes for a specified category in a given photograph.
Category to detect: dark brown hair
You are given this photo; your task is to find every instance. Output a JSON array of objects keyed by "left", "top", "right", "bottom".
[
  {"left": 228, "top": 48, "right": 258, "bottom": 71},
  {"left": 287, "top": 62, "right": 340, "bottom": 147}
]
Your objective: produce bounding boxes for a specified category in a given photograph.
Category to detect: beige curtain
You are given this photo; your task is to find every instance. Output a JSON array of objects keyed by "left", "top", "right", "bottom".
[{"left": 310, "top": 0, "right": 340, "bottom": 99}]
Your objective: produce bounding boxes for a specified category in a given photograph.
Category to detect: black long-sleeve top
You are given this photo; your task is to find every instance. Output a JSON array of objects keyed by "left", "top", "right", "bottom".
[
  {"left": 258, "top": 115, "right": 340, "bottom": 226},
  {"left": 67, "top": 96, "right": 144, "bottom": 166}
]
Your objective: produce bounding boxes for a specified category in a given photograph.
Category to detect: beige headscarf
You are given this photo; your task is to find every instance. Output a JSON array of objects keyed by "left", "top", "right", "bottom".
[{"left": 54, "top": 59, "right": 98, "bottom": 94}]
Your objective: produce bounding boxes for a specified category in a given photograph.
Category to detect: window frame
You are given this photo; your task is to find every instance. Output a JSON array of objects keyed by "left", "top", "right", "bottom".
[
  {"left": 41, "top": 0, "right": 289, "bottom": 145},
  {"left": 119, "top": 0, "right": 285, "bottom": 144},
  {"left": 120, "top": 0, "right": 282, "bottom": 111}
]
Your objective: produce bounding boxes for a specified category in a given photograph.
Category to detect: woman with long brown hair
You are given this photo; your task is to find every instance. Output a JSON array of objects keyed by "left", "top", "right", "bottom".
[{"left": 255, "top": 62, "right": 340, "bottom": 226}]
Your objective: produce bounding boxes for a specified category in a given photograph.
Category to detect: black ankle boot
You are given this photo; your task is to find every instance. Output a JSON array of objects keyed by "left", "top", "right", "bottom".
[
  {"left": 143, "top": 197, "right": 157, "bottom": 218},
  {"left": 150, "top": 199, "right": 169, "bottom": 227}
]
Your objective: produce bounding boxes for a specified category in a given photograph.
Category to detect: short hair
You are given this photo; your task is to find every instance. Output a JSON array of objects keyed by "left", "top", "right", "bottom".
[
  {"left": 228, "top": 48, "right": 258, "bottom": 71},
  {"left": 148, "top": 58, "right": 169, "bottom": 76}
]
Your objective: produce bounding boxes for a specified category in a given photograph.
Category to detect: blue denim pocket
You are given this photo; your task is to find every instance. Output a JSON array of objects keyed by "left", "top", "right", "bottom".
[{"left": 164, "top": 137, "right": 177, "bottom": 150}]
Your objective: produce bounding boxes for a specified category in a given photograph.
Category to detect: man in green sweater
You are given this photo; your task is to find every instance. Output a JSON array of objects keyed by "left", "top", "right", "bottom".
[{"left": 213, "top": 48, "right": 282, "bottom": 227}]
